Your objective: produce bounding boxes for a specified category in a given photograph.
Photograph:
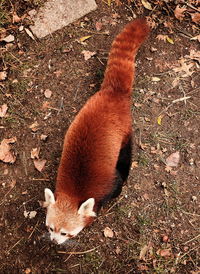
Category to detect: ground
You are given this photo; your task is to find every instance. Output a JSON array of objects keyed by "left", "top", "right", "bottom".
[{"left": 0, "top": 0, "right": 200, "bottom": 273}]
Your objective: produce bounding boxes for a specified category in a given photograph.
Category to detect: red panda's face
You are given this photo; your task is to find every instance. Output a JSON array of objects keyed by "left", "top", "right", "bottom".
[{"left": 44, "top": 188, "right": 96, "bottom": 244}]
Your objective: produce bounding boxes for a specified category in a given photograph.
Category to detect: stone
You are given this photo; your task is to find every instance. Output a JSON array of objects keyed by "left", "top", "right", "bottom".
[{"left": 30, "top": 0, "right": 97, "bottom": 38}]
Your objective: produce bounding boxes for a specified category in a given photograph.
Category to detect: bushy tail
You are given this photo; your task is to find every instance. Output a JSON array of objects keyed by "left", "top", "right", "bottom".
[{"left": 101, "top": 18, "right": 149, "bottom": 93}]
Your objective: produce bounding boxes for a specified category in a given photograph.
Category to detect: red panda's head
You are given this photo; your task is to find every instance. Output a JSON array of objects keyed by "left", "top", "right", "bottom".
[{"left": 44, "top": 188, "right": 96, "bottom": 244}]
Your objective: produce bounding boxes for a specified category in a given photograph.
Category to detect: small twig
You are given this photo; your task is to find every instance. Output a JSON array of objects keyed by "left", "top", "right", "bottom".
[
  {"left": 28, "top": 220, "right": 39, "bottom": 239},
  {"left": 172, "top": 96, "right": 191, "bottom": 104},
  {"left": 176, "top": 245, "right": 199, "bottom": 264},
  {"left": 96, "top": 56, "right": 105, "bottom": 65},
  {"left": 6, "top": 238, "right": 23, "bottom": 254},
  {"left": 184, "top": 233, "right": 200, "bottom": 245},
  {"left": 57, "top": 96, "right": 64, "bottom": 114},
  {"left": 58, "top": 246, "right": 97, "bottom": 255},
  {"left": 31, "top": 178, "right": 50, "bottom": 181},
  {"left": 186, "top": 2, "right": 200, "bottom": 12},
  {"left": 105, "top": 195, "right": 124, "bottom": 214},
  {"left": 181, "top": 209, "right": 200, "bottom": 217}
]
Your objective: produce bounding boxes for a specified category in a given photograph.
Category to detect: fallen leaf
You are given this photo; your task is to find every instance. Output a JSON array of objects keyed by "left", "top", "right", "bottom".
[
  {"left": 156, "top": 34, "right": 167, "bottom": 42},
  {"left": 131, "top": 161, "right": 138, "bottom": 168},
  {"left": 174, "top": 5, "right": 187, "bottom": 21},
  {"left": 157, "top": 115, "right": 163, "bottom": 125},
  {"left": 0, "top": 104, "right": 8, "bottom": 117},
  {"left": 172, "top": 77, "right": 180, "bottom": 88},
  {"left": 29, "top": 121, "right": 39, "bottom": 132},
  {"left": 152, "top": 77, "right": 161, "bottom": 82},
  {"left": 24, "top": 210, "right": 37, "bottom": 219},
  {"left": 165, "top": 166, "right": 172, "bottom": 173},
  {"left": 40, "top": 134, "right": 48, "bottom": 141},
  {"left": 42, "top": 101, "right": 50, "bottom": 110},
  {"left": 25, "top": 28, "right": 35, "bottom": 40},
  {"left": 173, "top": 58, "right": 194, "bottom": 77},
  {"left": 0, "top": 71, "right": 7, "bottom": 81},
  {"left": 53, "top": 70, "right": 62, "bottom": 78},
  {"left": 7, "top": 179, "right": 16, "bottom": 189},
  {"left": 191, "top": 34, "right": 200, "bottom": 43},
  {"left": 166, "top": 151, "right": 180, "bottom": 167},
  {"left": 139, "top": 245, "right": 149, "bottom": 260},
  {"left": 162, "top": 235, "right": 169, "bottom": 243},
  {"left": 44, "top": 89, "right": 52, "bottom": 98},
  {"left": 166, "top": 36, "right": 174, "bottom": 44},
  {"left": 33, "top": 159, "right": 46, "bottom": 172},
  {"left": 103, "top": 227, "right": 114, "bottom": 238},
  {"left": 95, "top": 22, "right": 103, "bottom": 31},
  {"left": 12, "top": 12, "right": 21, "bottom": 23},
  {"left": 115, "top": 246, "right": 121, "bottom": 254},
  {"left": 138, "top": 264, "right": 149, "bottom": 271},
  {"left": 31, "top": 148, "right": 40, "bottom": 159},
  {"left": 191, "top": 13, "right": 200, "bottom": 24},
  {"left": 0, "top": 137, "right": 17, "bottom": 163},
  {"left": 2, "top": 34, "right": 15, "bottom": 43},
  {"left": 185, "top": 49, "right": 200, "bottom": 63},
  {"left": 82, "top": 50, "right": 96, "bottom": 61},
  {"left": 158, "top": 248, "right": 172, "bottom": 257},
  {"left": 79, "top": 35, "right": 92, "bottom": 42},
  {"left": 24, "top": 268, "right": 32, "bottom": 274},
  {"left": 141, "top": 0, "right": 152, "bottom": 10}
]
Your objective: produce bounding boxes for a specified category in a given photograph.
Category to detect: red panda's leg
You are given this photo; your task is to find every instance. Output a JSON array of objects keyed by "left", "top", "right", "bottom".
[{"left": 116, "top": 136, "right": 132, "bottom": 182}]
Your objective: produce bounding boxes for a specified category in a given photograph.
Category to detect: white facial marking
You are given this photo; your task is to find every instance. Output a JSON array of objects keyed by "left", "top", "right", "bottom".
[{"left": 48, "top": 226, "right": 84, "bottom": 245}]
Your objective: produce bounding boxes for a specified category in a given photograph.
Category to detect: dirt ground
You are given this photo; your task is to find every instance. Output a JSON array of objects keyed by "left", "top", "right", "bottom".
[{"left": 0, "top": 0, "right": 200, "bottom": 273}]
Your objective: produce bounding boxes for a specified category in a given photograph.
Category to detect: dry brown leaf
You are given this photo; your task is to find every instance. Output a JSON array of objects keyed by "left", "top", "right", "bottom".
[
  {"left": 40, "top": 134, "right": 48, "bottom": 141},
  {"left": 139, "top": 245, "right": 149, "bottom": 260},
  {"left": 174, "top": 5, "right": 187, "bottom": 21},
  {"left": 173, "top": 59, "right": 194, "bottom": 77},
  {"left": 25, "top": 28, "right": 35, "bottom": 40},
  {"left": 24, "top": 268, "right": 31, "bottom": 274},
  {"left": 33, "top": 159, "right": 46, "bottom": 172},
  {"left": 185, "top": 49, "right": 200, "bottom": 63},
  {"left": 0, "top": 71, "right": 7, "bottom": 81},
  {"left": 0, "top": 104, "right": 8, "bottom": 117},
  {"left": 0, "top": 137, "right": 17, "bottom": 163},
  {"left": 191, "top": 34, "right": 200, "bottom": 43},
  {"left": 53, "top": 70, "right": 62, "bottom": 78},
  {"left": 191, "top": 13, "right": 200, "bottom": 24},
  {"left": 131, "top": 161, "right": 138, "bottom": 168},
  {"left": 103, "top": 227, "right": 114, "bottom": 238},
  {"left": 9, "top": 179, "right": 16, "bottom": 189},
  {"left": 12, "top": 12, "right": 21, "bottom": 23},
  {"left": 156, "top": 34, "right": 167, "bottom": 42},
  {"left": 141, "top": 0, "right": 152, "bottom": 10},
  {"left": 115, "top": 246, "right": 121, "bottom": 254},
  {"left": 2, "top": 34, "right": 15, "bottom": 43},
  {"left": 95, "top": 21, "right": 103, "bottom": 31},
  {"left": 42, "top": 101, "right": 50, "bottom": 110},
  {"left": 158, "top": 248, "right": 172, "bottom": 257},
  {"left": 82, "top": 50, "right": 96, "bottom": 61},
  {"left": 31, "top": 147, "right": 40, "bottom": 159},
  {"left": 29, "top": 121, "right": 39, "bottom": 132},
  {"left": 165, "top": 166, "right": 172, "bottom": 173},
  {"left": 166, "top": 151, "right": 180, "bottom": 167},
  {"left": 44, "top": 89, "right": 52, "bottom": 98}
]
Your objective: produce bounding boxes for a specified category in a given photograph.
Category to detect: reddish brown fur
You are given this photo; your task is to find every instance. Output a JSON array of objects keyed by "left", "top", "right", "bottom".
[{"left": 55, "top": 19, "right": 149, "bottom": 213}]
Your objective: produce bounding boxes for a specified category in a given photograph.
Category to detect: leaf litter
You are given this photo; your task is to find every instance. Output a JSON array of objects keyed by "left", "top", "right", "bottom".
[{"left": 0, "top": 137, "right": 17, "bottom": 163}]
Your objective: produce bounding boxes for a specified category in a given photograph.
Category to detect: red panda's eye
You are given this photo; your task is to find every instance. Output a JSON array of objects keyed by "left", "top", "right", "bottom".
[
  {"left": 50, "top": 227, "right": 53, "bottom": 232},
  {"left": 61, "top": 232, "right": 67, "bottom": 236}
]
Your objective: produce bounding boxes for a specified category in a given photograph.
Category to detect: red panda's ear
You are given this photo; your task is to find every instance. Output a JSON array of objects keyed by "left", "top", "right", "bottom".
[
  {"left": 78, "top": 198, "right": 96, "bottom": 217},
  {"left": 44, "top": 188, "right": 55, "bottom": 206}
]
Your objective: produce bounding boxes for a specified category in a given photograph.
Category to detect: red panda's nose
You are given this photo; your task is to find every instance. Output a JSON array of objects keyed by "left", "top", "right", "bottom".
[{"left": 52, "top": 238, "right": 57, "bottom": 244}]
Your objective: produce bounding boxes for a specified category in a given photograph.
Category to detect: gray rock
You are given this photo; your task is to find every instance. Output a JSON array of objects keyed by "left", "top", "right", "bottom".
[{"left": 30, "top": 0, "right": 97, "bottom": 38}]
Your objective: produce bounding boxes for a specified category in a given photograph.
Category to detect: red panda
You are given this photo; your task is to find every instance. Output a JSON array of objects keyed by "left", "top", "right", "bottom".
[{"left": 44, "top": 18, "right": 149, "bottom": 244}]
